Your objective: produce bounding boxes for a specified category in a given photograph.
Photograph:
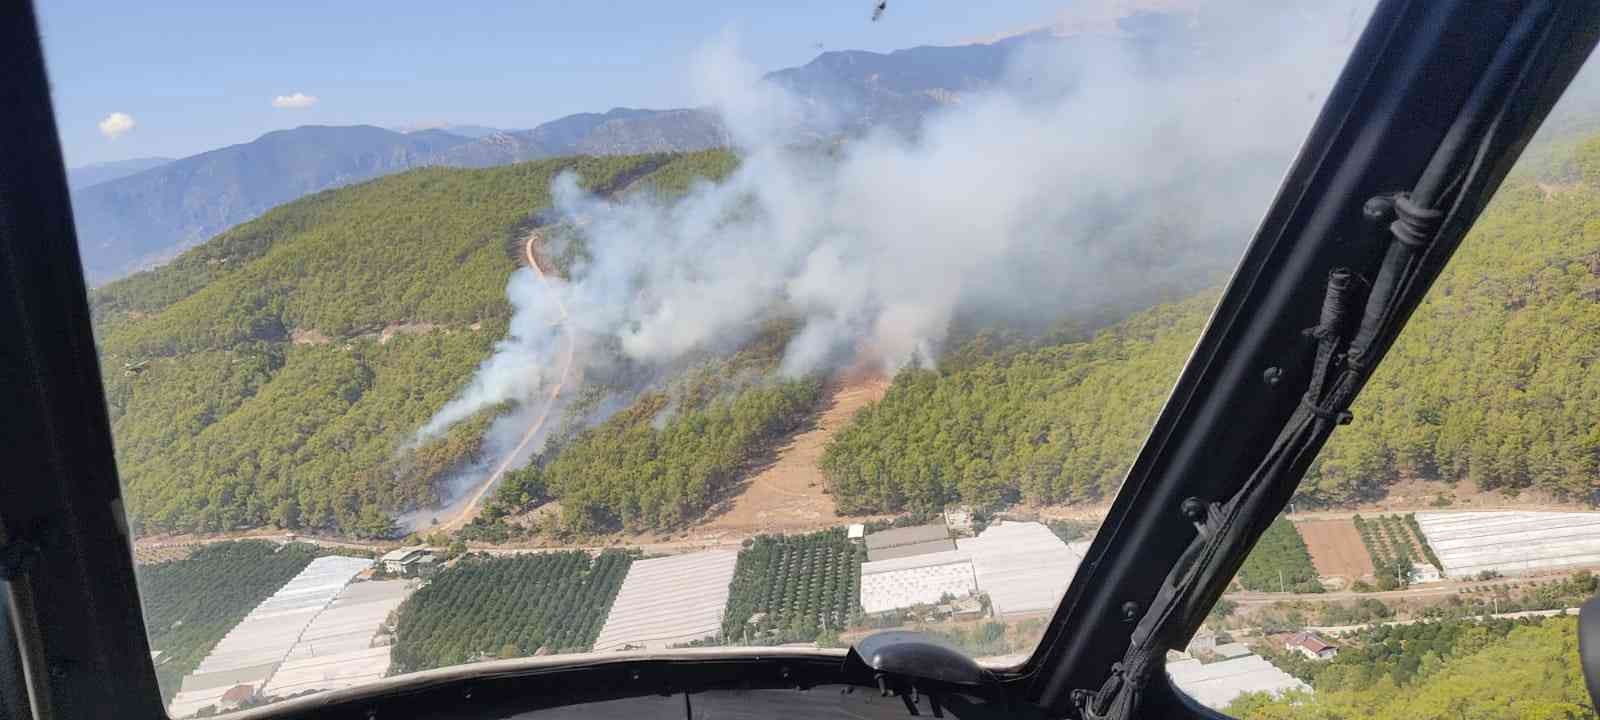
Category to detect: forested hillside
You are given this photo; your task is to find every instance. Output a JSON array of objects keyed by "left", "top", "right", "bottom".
[
  {"left": 1227, "top": 617, "right": 1593, "bottom": 719},
  {"left": 467, "top": 322, "right": 826, "bottom": 536},
  {"left": 96, "top": 151, "right": 739, "bottom": 536},
  {"left": 822, "top": 134, "right": 1600, "bottom": 514},
  {"left": 820, "top": 293, "right": 1217, "bottom": 513},
  {"left": 101, "top": 123, "right": 1600, "bottom": 539}
]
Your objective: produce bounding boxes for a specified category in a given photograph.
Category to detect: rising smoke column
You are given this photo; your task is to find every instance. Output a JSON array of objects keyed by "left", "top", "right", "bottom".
[{"left": 418, "top": 0, "right": 1375, "bottom": 447}]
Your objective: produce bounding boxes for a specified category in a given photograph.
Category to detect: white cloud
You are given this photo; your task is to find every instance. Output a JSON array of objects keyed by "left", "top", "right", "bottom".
[
  {"left": 272, "top": 92, "right": 318, "bottom": 109},
  {"left": 97, "top": 112, "right": 135, "bottom": 139}
]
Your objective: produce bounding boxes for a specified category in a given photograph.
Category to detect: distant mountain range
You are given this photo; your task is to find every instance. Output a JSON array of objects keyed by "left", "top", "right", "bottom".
[
  {"left": 68, "top": 31, "right": 1073, "bottom": 283},
  {"left": 70, "top": 127, "right": 474, "bottom": 283},
  {"left": 67, "top": 157, "right": 174, "bottom": 189}
]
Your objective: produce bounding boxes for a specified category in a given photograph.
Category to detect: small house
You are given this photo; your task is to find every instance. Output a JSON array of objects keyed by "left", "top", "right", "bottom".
[{"left": 1285, "top": 631, "right": 1338, "bottom": 660}]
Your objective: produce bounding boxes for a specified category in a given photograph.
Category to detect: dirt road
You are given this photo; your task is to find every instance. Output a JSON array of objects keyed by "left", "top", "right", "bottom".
[{"left": 433, "top": 230, "right": 576, "bottom": 536}]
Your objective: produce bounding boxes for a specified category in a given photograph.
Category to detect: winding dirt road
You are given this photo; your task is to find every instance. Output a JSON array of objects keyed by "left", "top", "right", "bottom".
[{"left": 433, "top": 230, "right": 576, "bottom": 535}]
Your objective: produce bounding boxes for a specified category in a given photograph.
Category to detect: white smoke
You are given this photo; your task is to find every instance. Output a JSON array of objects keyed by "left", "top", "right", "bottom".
[{"left": 416, "top": 0, "right": 1373, "bottom": 452}]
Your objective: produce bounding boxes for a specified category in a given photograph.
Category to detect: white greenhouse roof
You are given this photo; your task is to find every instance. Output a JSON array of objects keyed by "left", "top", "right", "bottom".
[
  {"left": 1415, "top": 511, "right": 1600, "bottom": 578},
  {"left": 1168, "top": 655, "right": 1310, "bottom": 710},
  {"left": 262, "top": 579, "right": 415, "bottom": 697},
  {"left": 957, "top": 521, "right": 1082, "bottom": 617},
  {"left": 168, "top": 555, "right": 371, "bottom": 717},
  {"left": 859, "top": 550, "right": 978, "bottom": 614},
  {"left": 592, "top": 550, "right": 738, "bottom": 652}
]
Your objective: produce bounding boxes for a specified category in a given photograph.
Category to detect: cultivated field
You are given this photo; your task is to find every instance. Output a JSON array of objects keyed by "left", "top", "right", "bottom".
[{"left": 1297, "top": 519, "right": 1374, "bottom": 580}]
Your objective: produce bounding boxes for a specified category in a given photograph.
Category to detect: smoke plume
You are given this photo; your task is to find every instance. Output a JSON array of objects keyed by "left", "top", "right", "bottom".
[{"left": 414, "top": 1, "right": 1375, "bottom": 504}]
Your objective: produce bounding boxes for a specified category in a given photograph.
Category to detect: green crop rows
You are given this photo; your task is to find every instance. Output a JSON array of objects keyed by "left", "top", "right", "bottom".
[
  {"left": 721, "top": 528, "right": 865, "bottom": 645},
  {"left": 389, "top": 550, "right": 633, "bottom": 673},
  {"left": 1236, "top": 519, "right": 1323, "bottom": 593},
  {"left": 1354, "top": 514, "right": 1434, "bottom": 589}
]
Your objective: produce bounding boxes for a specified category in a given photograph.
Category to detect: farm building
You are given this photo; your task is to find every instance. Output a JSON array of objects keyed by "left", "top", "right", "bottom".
[
  {"left": 261, "top": 579, "right": 416, "bottom": 697},
  {"left": 864, "top": 524, "right": 954, "bottom": 562},
  {"left": 167, "top": 555, "right": 373, "bottom": 717},
  {"left": 1168, "top": 655, "right": 1310, "bottom": 709},
  {"left": 592, "top": 550, "right": 739, "bottom": 651},
  {"left": 1285, "top": 631, "right": 1338, "bottom": 660},
  {"left": 381, "top": 546, "right": 438, "bottom": 575},
  {"left": 1414, "top": 511, "right": 1600, "bottom": 578},
  {"left": 859, "top": 550, "right": 978, "bottom": 614},
  {"left": 957, "top": 521, "right": 1083, "bottom": 618}
]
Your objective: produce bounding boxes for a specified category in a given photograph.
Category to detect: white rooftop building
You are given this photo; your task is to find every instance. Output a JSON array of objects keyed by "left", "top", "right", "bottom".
[
  {"left": 857, "top": 521, "right": 1090, "bottom": 617},
  {"left": 380, "top": 546, "right": 437, "bottom": 575}
]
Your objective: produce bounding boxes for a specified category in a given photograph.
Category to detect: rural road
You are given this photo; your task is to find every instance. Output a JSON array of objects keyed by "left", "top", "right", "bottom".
[{"left": 433, "top": 229, "right": 577, "bottom": 535}]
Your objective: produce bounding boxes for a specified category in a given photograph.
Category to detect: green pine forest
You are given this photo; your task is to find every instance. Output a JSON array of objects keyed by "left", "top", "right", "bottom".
[
  {"left": 98, "top": 125, "right": 1600, "bottom": 543},
  {"left": 93, "top": 151, "right": 742, "bottom": 537},
  {"left": 1227, "top": 616, "right": 1594, "bottom": 719},
  {"left": 819, "top": 133, "right": 1600, "bottom": 514}
]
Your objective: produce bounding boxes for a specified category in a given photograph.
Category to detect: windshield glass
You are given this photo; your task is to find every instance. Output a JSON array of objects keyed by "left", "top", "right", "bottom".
[
  {"left": 41, "top": 1, "right": 1375, "bottom": 716},
  {"left": 1177, "top": 55, "right": 1600, "bottom": 718}
]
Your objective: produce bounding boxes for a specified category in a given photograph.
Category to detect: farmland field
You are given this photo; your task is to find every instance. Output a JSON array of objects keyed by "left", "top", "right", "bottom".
[
  {"left": 1354, "top": 514, "right": 1425, "bottom": 588},
  {"left": 721, "top": 529, "right": 864, "bottom": 645},
  {"left": 388, "top": 550, "right": 633, "bottom": 673},
  {"left": 1235, "top": 519, "right": 1322, "bottom": 593},
  {"left": 1296, "top": 519, "right": 1374, "bottom": 580}
]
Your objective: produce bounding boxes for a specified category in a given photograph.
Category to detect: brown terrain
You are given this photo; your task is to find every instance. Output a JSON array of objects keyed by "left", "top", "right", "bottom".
[
  {"left": 1296, "top": 518, "right": 1374, "bottom": 581},
  {"left": 689, "top": 375, "right": 891, "bottom": 539}
]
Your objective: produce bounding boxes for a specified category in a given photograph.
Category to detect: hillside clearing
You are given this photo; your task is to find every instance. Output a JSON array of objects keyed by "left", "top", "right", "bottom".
[{"left": 694, "top": 375, "right": 889, "bottom": 538}]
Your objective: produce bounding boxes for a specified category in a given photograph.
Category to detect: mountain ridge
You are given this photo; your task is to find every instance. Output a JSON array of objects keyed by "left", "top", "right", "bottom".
[{"left": 70, "top": 32, "right": 1082, "bottom": 284}]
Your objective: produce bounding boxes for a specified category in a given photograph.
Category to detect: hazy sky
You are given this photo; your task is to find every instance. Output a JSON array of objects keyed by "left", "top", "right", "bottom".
[{"left": 37, "top": 0, "right": 1069, "bottom": 166}]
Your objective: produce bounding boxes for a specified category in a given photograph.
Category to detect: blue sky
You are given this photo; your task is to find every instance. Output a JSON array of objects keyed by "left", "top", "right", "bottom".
[{"left": 38, "top": 0, "right": 1068, "bottom": 166}]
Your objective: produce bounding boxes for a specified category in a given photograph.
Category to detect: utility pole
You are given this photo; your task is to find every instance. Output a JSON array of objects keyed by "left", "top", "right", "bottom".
[{"left": 1279, "top": 569, "right": 1285, "bottom": 594}]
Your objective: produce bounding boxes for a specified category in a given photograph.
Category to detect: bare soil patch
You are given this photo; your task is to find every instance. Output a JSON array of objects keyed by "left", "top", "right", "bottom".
[
  {"left": 1297, "top": 519, "right": 1373, "bottom": 580},
  {"left": 290, "top": 328, "right": 332, "bottom": 345},
  {"left": 690, "top": 375, "right": 890, "bottom": 539}
]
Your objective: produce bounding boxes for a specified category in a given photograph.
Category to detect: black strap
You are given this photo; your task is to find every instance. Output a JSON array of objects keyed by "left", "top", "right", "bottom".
[{"left": 1389, "top": 193, "right": 1445, "bottom": 248}]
